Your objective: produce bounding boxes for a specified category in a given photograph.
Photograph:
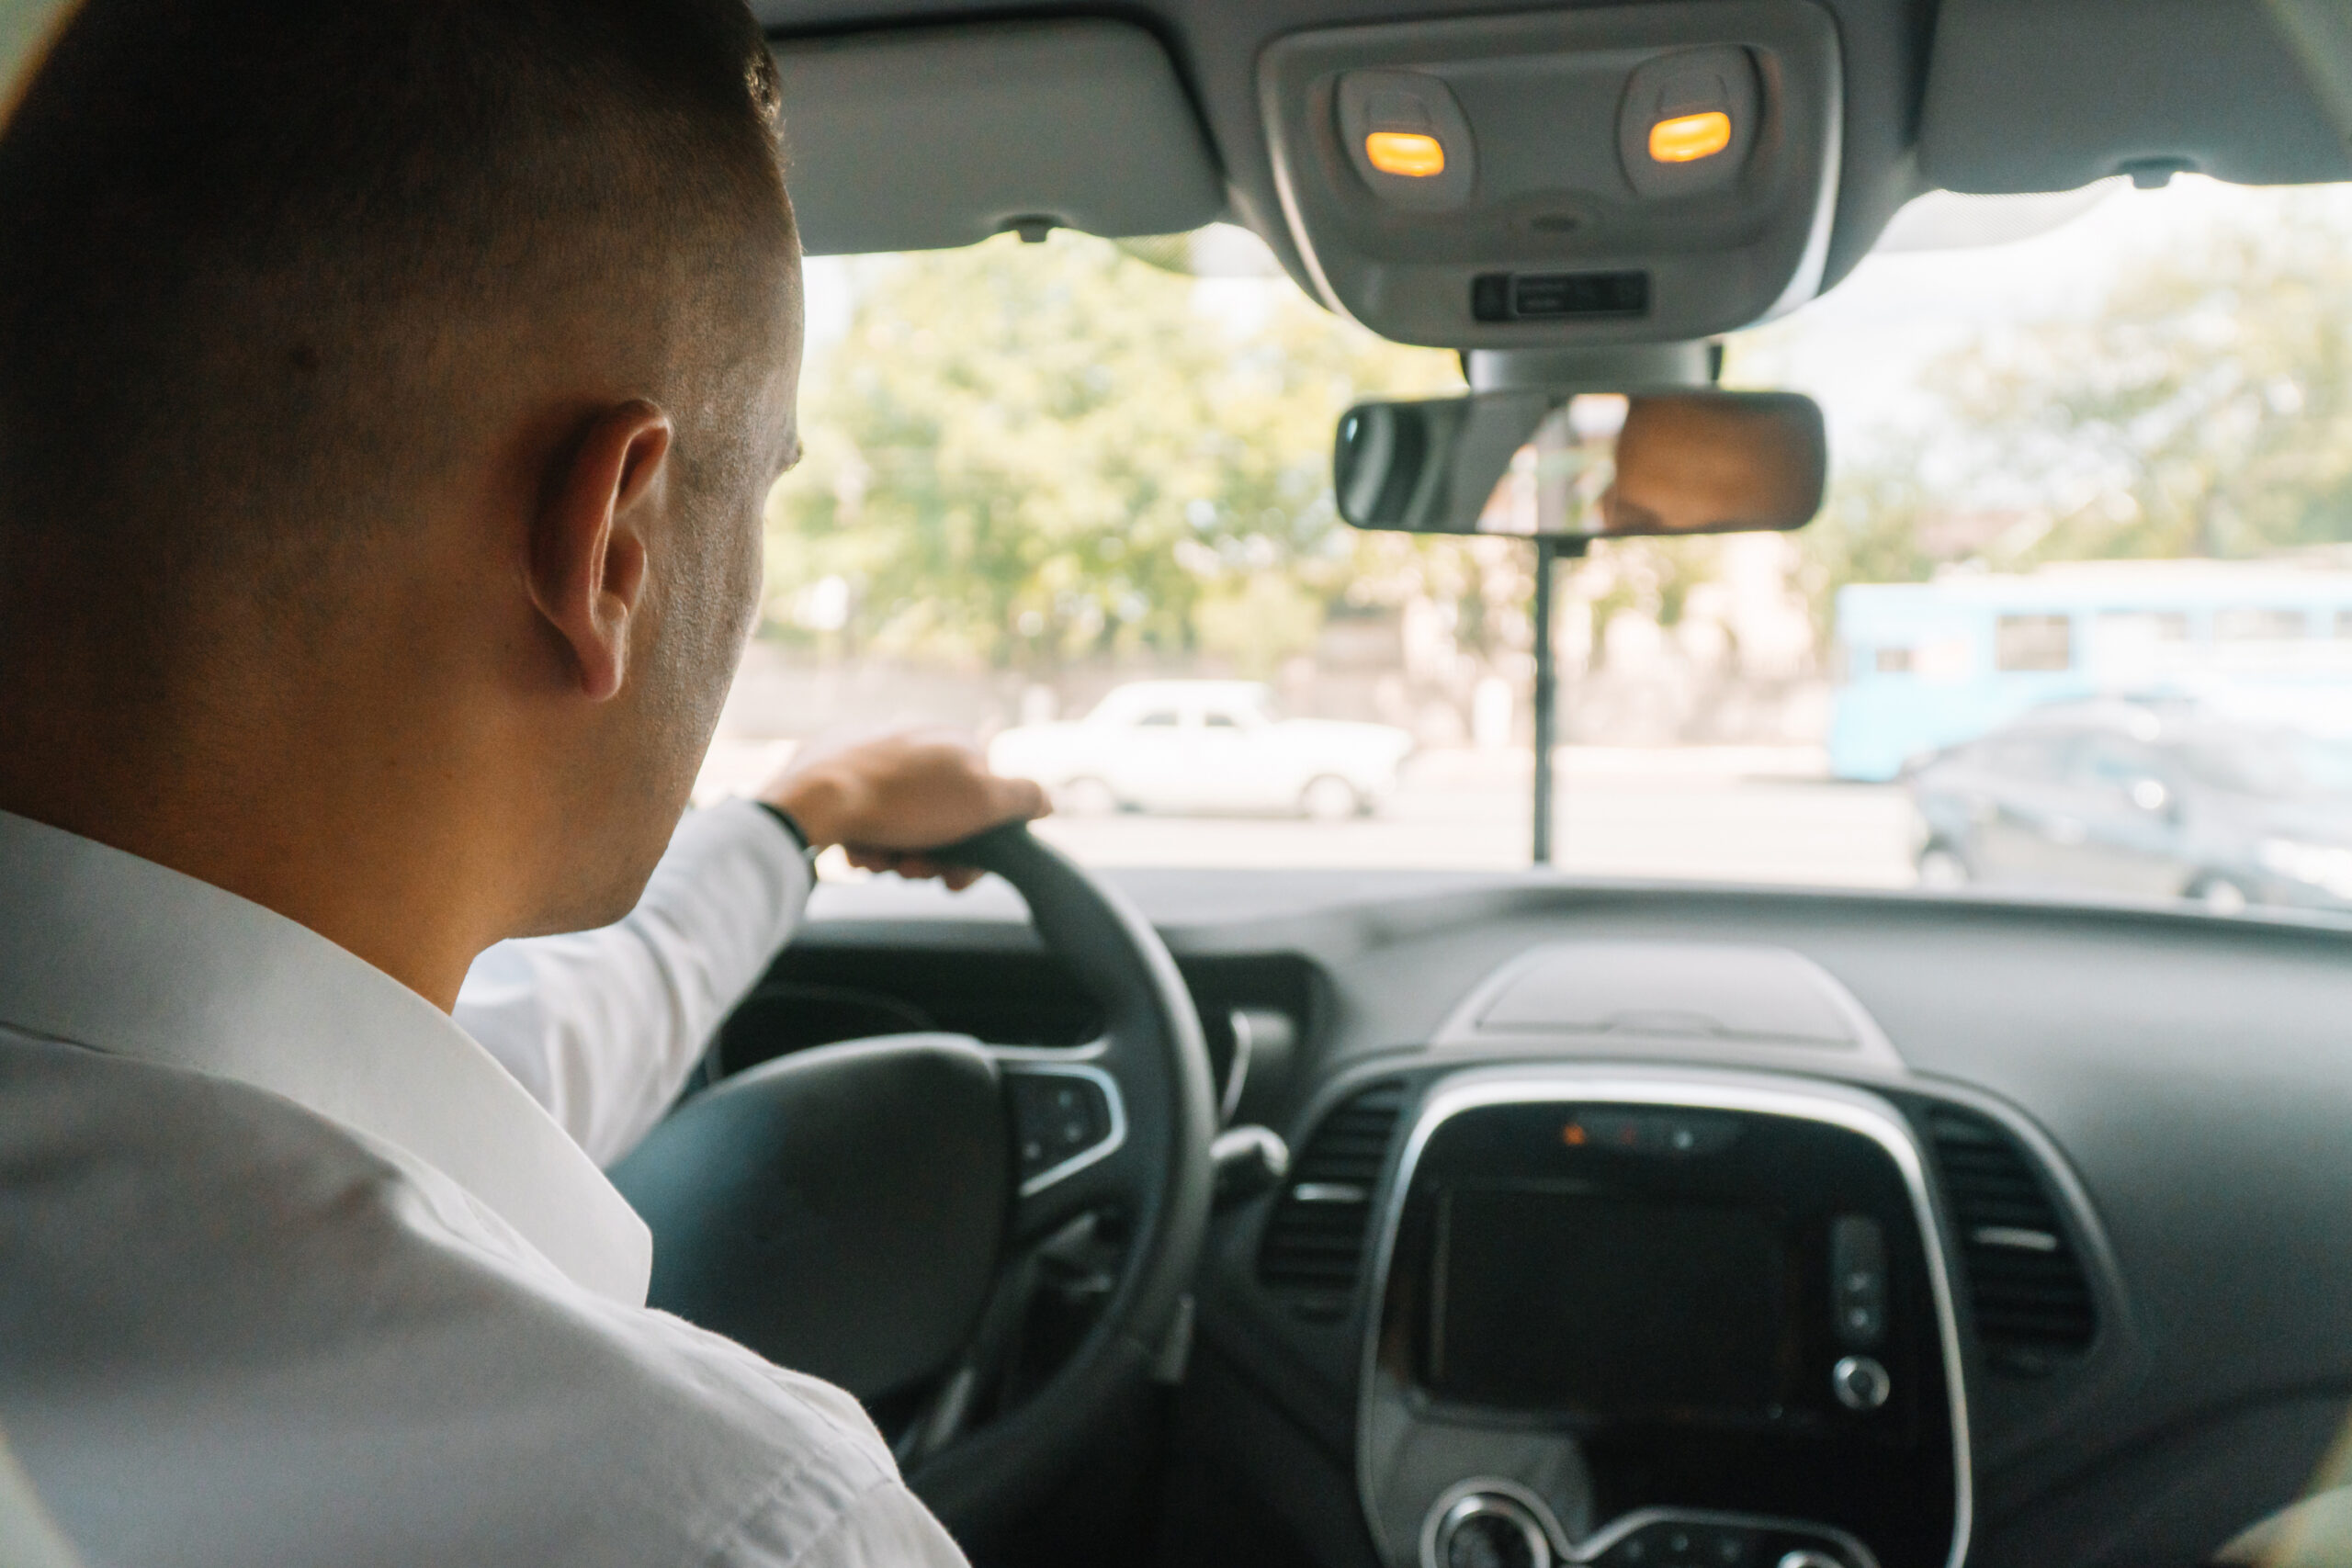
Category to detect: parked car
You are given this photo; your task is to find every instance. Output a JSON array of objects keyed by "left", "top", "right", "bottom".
[
  {"left": 1909, "top": 699, "right": 2352, "bottom": 913},
  {"left": 989, "top": 680, "right": 1414, "bottom": 819}
]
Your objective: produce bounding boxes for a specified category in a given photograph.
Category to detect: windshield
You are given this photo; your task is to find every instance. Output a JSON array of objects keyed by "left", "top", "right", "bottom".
[
  {"left": 2170, "top": 732, "right": 2352, "bottom": 801},
  {"left": 706, "top": 175, "right": 2352, "bottom": 914}
]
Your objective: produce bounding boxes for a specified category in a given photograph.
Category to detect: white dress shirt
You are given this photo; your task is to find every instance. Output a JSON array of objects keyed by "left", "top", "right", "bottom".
[
  {"left": 456, "top": 800, "right": 808, "bottom": 1168},
  {"left": 0, "top": 802, "right": 970, "bottom": 1568}
]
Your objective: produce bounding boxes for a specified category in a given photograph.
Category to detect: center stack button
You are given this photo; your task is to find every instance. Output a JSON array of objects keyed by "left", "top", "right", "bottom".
[{"left": 1593, "top": 1519, "right": 1754, "bottom": 1565}]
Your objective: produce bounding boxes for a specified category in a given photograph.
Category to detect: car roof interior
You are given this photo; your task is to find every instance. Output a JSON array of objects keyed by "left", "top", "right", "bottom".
[{"left": 760, "top": 0, "right": 2352, "bottom": 347}]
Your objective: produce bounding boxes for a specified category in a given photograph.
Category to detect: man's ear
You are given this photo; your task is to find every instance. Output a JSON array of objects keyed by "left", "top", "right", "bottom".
[{"left": 529, "top": 401, "right": 673, "bottom": 702}]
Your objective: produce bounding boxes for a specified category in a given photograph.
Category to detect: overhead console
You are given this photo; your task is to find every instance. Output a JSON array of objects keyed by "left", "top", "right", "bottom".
[
  {"left": 1355, "top": 1068, "right": 1967, "bottom": 1568},
  {"left": 1257, "top": 1, "right": 1842, "bottom": 348}
]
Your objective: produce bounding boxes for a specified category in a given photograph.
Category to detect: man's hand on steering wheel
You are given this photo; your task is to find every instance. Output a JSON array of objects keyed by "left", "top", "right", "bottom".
[{"left": 763, "top": 728, "right": 1050, "bottom": 890}]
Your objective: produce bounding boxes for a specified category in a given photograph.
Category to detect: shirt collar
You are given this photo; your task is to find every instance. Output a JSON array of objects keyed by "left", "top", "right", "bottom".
[{"left": 0, "top": 808, "right": 652, "bottom": 1305}]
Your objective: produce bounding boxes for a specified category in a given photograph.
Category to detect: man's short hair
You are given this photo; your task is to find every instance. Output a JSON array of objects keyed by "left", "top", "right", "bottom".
[{"left": 0, "top": 0, "right": 789, "bottom": 648}]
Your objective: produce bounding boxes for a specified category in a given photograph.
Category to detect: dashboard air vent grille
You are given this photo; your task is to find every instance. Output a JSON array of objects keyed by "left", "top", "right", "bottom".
[
  {"left": 1925, "top": 1107, "right": 2097, "bottom": 1370},
  {"left": 1257, "top": 1079, "right": 1408, "bottom": 1320}
]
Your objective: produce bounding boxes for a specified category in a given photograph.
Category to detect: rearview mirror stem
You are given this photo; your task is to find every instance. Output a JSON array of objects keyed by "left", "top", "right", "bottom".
[{"left": 1532, "top": 536, "right": 1589, "bottom": 866}]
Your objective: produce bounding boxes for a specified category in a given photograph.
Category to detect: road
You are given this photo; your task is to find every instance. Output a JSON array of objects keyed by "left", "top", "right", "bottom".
[{"left": 697, "top": 741, "right": 1924, "bottom": 888}]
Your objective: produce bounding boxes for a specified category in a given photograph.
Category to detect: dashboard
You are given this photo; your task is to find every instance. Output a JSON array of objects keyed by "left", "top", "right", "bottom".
[{"left": 723, "top": 867, "right": 2352, "bottom": 1568}]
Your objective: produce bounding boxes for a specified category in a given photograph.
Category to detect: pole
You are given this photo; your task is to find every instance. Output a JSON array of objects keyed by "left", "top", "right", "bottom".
[
  {"left": 1529, "top": 536, "right": 1588, "bottom": 866},
  {"left": 1531, "top": 536, "right": 1558, "bottom": 864}
]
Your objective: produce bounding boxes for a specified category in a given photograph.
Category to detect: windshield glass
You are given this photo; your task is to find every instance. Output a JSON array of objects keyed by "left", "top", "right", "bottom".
[
  {"left": 705, "top": 176, "right": 2352, "bottom": 914},
  {"left": 2170, "top": 732, "right": 2352, "bottom": 800}
]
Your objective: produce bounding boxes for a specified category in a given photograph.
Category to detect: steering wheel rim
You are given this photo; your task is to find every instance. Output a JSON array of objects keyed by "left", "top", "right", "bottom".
[{"left": 902, "top": 820, "right": 1216, "bottom": 1533}]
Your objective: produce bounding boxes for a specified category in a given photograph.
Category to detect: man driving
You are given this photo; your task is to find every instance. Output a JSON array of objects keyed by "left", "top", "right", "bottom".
[{"left": 0, "top": 1, "right": 1022, "bottom": 1562}]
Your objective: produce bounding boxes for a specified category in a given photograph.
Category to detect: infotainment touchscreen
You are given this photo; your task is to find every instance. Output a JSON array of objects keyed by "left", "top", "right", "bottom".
[{"left": 1425, "top": 1186, "right": 1791, "bottom": 1419}]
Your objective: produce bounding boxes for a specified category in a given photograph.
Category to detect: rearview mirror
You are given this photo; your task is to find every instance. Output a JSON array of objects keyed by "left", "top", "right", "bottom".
[{"left": 1334, "top": 389, "right": 1827, "bottom": 539}]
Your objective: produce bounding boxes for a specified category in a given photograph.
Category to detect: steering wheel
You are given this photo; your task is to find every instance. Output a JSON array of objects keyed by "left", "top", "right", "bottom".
[{"left": 609, "top": 822, "right": 1216, "bottom": 1541}]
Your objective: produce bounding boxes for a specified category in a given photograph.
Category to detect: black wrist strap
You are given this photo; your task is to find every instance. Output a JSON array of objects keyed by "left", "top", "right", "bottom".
[{"left": 754, "top": 800, "right": 814, "bottom": 857}]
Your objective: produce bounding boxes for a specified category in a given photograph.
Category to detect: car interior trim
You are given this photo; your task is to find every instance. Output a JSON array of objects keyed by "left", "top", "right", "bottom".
[
  {"left": 1356, "top": 1066, "right": 1974, "bottom": 1568},
  {"left": 1221, "top": 1007, "right": 1257, "bottom": 1125},
  {"left": 1758, "top": 27, "right": 1842, "bottom": 321}
]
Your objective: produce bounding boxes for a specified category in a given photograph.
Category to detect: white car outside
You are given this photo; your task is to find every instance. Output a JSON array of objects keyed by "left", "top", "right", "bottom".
[{"left": 989, "top": 681, "right": 1415, "bottom": 819}]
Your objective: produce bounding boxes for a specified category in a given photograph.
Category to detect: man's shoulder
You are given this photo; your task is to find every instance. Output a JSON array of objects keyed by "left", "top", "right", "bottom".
[{"left": 0, "top": 1032, "right": 944, "bottom": 1568}]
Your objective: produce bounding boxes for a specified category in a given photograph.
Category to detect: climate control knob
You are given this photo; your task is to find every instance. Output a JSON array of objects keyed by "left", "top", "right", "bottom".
[{"left": 1429, "top": 1492, "right": 1554, "bottom": 1568}]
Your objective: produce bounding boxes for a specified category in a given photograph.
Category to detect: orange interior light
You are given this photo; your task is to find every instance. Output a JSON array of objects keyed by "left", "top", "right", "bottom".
[
  {"left": 1562, "top": 1122, "right": 1588, "bottom": 1147},
  {"left": 1648, "top": 110, "right": 1733, "bottom": 164},
  {"left": 1364, "top": 130, "right": 1447, "bottom": 178}
]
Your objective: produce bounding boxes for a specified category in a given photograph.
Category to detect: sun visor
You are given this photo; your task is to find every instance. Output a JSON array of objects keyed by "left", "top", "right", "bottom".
[
  {"left": 770, "top": 20, "right": 1225, "bottom": 256},
  {"left": 1918, "top": 0, "right": 2352, "bottom": 193},
  {"left": 1257, "top": 0, "right": 1843, "bottom": 350}
]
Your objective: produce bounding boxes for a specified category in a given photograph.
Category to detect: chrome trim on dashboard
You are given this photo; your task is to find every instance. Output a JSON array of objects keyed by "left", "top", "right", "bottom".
[
  {"left": 1222, "top": 1007, "right": 1256, "bottom": 1126},
  {"left": 1294, "top": 1181, "right": 1371, "bottom": 1204},
  {"left": 1353, "top": 1066, "right": 1973, "bottom": 1568},
  {"left": 991, "top": 1042, "right": 1129, "bottom": 1199},
  {"left": 1972, "top": 1224, "right": 2059, "bottom": 1252}
]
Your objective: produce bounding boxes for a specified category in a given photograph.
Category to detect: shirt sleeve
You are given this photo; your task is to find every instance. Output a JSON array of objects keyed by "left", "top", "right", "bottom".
[
  {"left": 454, "top": 798, "right": 813, "bottom": 1168},
  {"left": 720, "top": 1481, "right": 971, "bottom": 1568}
]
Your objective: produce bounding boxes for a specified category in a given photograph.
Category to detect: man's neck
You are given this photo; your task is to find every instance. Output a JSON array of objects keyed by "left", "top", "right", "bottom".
[{"left": 0, "top": 679, "right": 519, "bottom": 1011}]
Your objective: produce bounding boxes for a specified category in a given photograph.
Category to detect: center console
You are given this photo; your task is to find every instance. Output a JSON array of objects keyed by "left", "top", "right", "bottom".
[{"left": 1357, "top": 1069, "right": 1968, "bottom": 1568}]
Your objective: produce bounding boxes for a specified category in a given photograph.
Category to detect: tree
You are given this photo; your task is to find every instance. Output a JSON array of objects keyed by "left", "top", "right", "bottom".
[
  {"left": 1954, "top": 212, "right": 2352, "bottom": 564},
  {"left": 764, "top": 231, "right": 1458, "bottom": 673},
  {"left": 1787, "top": 465, "right": 1939, "bottom": 645},
  {"left": 1785, "top": 199, "right": 2352, "bottom": 642}
]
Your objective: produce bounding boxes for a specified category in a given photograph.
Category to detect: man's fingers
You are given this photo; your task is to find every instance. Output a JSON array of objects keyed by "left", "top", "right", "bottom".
[
  {"left": 996, "top": 774, "right": 1051, "bottom": 822},
  {"left": 894, "top": 858, "right": 986, "bottom": 891},
  {"left": 826, "top": 757, "right": 1046, "bottom": 889},
  {"left": 844, "top": 850, "right": 987, "bottom": 893}
]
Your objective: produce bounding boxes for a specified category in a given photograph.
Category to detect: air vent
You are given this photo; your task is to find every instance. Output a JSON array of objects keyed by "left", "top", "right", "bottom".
[
  {"left": 1925, "top": 1107, "right": 2097, "bottom": 1371},
  {"left": 1257, "top": 1080, "right": 1408, "bottom": 1321}
]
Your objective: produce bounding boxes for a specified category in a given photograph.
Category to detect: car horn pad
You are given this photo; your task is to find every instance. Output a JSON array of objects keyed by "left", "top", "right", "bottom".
[{"left": 612, "top": 1033, "right": 1010, "bottom": 1403}]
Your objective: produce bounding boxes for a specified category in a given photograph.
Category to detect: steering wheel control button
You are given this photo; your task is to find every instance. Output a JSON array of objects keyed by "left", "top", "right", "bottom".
[
  {"left": 1008, "top": 1071, "right": 1113, "bottom": 1182},
  {"left": 1830, "top": 1354, "right": 1892, "bottom": 1412},
  {"left": 1596, "top": 1519, "right": 1755, "bottom": 1566},
  {"left": 1430, "top": 1493, "right": 1551, "bottom": 1568},
  {"left": 1774, "top": 1554, "right": 1846, "bottom": 1568},
  {"left": 1828, "top": 1214, "right": 1888, "bottom": 1349}
]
